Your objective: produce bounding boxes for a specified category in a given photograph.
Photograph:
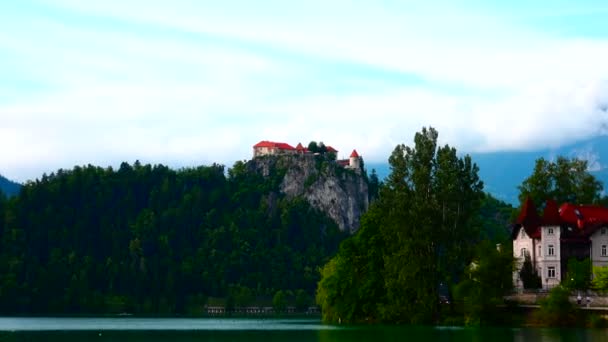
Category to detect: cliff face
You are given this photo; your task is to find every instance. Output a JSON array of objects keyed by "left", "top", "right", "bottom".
[{"left": 248, "top": 154, "right": 369, "bottom": 233}]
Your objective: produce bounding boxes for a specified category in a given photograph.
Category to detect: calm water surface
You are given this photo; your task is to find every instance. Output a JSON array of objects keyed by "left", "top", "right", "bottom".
[{"left": 0, "top": 317, "right": 606, "bottom": 342}]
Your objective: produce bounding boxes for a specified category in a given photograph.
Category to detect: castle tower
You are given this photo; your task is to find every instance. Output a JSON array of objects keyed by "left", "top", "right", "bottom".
[{"left": 349, "top": 149, "right": 360, "bottom": 169}]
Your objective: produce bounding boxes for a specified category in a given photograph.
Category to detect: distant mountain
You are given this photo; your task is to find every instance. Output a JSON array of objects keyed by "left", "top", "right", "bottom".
[
  {"left": 367, "top": 135, "right": 608, "bottom": 206},
  {"left": 0, "top": 174, "right": 21, "bottom": 197}
]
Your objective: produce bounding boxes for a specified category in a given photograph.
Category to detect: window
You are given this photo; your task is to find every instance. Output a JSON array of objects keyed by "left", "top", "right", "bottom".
[
  {"left": 548, "top": 245, "right": 554, "bottom": 256},
  {"left": 538, "top": 245, "right": 541, "bottom": 256},
  {"left": 548, "top": 228, "right": 554, "bottom": 235},
  {"left": 602, "top": 228, "right": 607, "bottom": 235},
  {"left": 520, "top": 248, "right": 527, "bottom": 257},
  {"left": 602, "top": 245, "right": 607, "bottom": 257},
  {"left": 548, "top": 266, "right": 556, "bottom": 278}
]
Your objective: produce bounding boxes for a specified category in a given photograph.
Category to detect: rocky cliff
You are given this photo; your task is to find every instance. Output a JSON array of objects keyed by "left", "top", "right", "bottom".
[{"left": 248, "top": 154, "right": 369, "bottom": 233}]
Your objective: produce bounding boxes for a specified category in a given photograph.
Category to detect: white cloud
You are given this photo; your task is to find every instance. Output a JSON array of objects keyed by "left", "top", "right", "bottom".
[{"left": 2, "top": 1, "right": 608, "bottom": 181}]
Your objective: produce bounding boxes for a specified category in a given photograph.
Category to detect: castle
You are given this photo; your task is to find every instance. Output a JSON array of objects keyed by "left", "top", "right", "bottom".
[
  {"left": 252, "top": 140, "right": 361, "bottom": 170},
  {"left": 512, "top": 198, "right": 608, "bottom": 289}
]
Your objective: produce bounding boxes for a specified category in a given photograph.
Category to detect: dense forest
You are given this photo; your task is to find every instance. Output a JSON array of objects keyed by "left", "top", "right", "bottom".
[{"left": 0, "top": 160, "right": 349, "bottom": 314}]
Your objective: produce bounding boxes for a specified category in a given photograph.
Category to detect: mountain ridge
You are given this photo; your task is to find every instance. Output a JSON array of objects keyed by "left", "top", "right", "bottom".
[{"left": 0, "top": 174, "right": 21, "bottom": 197}]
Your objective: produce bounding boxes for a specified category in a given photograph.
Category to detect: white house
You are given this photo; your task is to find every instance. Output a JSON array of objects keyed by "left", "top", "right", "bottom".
[{"left": 512, "top": 198, "right": 608, "bottom": 289}]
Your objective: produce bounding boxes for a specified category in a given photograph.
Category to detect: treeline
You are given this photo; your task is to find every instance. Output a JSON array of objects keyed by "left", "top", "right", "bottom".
[{"left": 0, "top": 161, "right": 348, "bottom": 314}]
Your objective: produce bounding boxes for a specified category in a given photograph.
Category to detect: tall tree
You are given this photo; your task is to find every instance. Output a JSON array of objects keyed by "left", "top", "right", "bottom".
[
  {"left": 518, "top": 156, "right": 603, "bottom": 208},
  {"left": 317, "top": 127, "right": 484, "bottom": 324}
]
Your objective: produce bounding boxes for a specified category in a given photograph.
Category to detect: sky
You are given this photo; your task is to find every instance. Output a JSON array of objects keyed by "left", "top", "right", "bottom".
[{"left": 1, "top": 1, "right": 608, "bottom": 182}]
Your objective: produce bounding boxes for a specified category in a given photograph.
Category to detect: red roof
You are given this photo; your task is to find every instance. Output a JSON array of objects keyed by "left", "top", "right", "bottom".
[
  {"left": 350, "top": 149, "right": 359, "bottom": 158},
  {"left": 253, "top": 141, "right": 295, "bottom": 150},
  {"left": 326, "top": 146, "right": 338, "bottom": 153},
  {"left": 542, "top": 199, "right": 561, "bottom": 226},
  {"left": 514, "top": 198, "right": 608, "bottom": 239},
  {"left": 514, "top": 197, "right": 541, "bottom": 239},
  {"left": 295, "top": 143, "right": 308, "bottom": 152},
  {"left": 559, "top": 203, "right": 608, "bottom": 231}
]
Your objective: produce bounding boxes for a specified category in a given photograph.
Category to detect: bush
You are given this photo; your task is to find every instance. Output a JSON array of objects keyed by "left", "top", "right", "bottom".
[
  {"left": 588, "top": 313, "right": 608, "bottom": 328},
  {"left": 535, "top": 286, "right": 576, "bottom": 326}
]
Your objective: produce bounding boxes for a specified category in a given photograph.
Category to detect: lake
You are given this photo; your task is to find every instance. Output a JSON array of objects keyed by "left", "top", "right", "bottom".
[{"left": 0, "top": 317, "right": 606, "bottom": 341}]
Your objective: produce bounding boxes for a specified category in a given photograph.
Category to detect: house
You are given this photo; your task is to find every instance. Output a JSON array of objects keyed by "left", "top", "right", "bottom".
[
  {"left": 252, "top": 141, "right": 296, "bottom": 158},
  {"left": 512, "top": 198, "right": 608, "bottom": 289},
  {"left": 252, "top": 141, "right": 361, "bottom": 170}
]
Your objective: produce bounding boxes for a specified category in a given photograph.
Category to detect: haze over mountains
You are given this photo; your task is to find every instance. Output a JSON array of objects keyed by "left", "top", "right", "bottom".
[
  {"left": 368, "top": 135, "right": 608, "bottom": 206},
  {"left": 0, "top": 174, "right": 20, "bottom": 197}
]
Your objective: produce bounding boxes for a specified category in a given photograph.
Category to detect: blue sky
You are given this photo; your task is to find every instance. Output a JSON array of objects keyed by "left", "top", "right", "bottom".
[{"left": 1, "top": 0, "right": 608, "bottom": 182}]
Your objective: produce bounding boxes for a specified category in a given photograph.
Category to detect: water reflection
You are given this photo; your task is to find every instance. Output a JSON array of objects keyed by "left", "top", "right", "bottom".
[{"left": 0, "top": 318, "right": 606, "bottom": 342}]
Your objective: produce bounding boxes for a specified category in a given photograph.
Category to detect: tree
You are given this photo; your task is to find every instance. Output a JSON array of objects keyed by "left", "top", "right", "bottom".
[
  {"left": 536, "top": 285, "right": 576, "bottom": 326},
  {"left": 317, "top": 127, "right": 484, "bottom": 324},
  {"left": 519, "top": 254, "right": 542, "bottom": 289},
  {"left": 454, "top": 241, "right": 514, "bottom": 326},
  {"left": 518, "top": 157, "right": 603, "bottom": 209},
  {"left": 592, "top": 266, "right": 608, "bottom": 293},
  {"left": 368, "top": 169, "right": 380, "bottom": 202},
  {"left": 564, "top": 258, "right": 591, "bottom": 291},
  {"left": 272, "top": 290, "right": 287, "bottom": 313},
  {"left": 307, "top": 141, "right": 319, "bottom": 154},
  {"left": 295, "top": 289, "right": 310, "bottom": 311}
]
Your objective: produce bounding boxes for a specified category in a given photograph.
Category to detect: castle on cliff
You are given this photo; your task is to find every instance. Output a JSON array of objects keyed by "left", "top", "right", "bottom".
[{"left": 252, "top": 140, "right": 361, "bottom": 170}]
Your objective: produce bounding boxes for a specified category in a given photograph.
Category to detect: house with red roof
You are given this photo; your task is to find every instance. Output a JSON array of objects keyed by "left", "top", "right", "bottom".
[
  {"left": 513, "top": 198, "right": 608, "bottom": 289},
  {"left": 252, "top": 141, "right": 296, "bottom": 157},
  {"left": 253, "top": 141, "right": 362, "bottom": 171}
]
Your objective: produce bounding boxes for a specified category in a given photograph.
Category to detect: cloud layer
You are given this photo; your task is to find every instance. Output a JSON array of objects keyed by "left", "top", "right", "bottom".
[{"left": 1, "top": 1, "right": 608, "bottom": 181}]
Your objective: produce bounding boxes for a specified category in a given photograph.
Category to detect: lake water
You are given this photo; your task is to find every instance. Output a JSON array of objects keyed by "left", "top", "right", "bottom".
[{"left": 0, "top": 317, "right": 606, "bottom": 341}]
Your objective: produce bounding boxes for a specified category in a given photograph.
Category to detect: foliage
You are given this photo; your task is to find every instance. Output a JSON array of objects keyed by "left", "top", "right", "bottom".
[
  {"left": 368, "top": 169, "right": 380, "bottom": 202},
  {"left": 564, "top": 258, "right": 591, "bottom": 291},
  {"left": 295, "top": 289, "right": 310, "bottom": 311},
  {"left": 453, "top": 241, "right": 514, "bottom": 326},
  {"left": 476, "top": 193, "right": 514, "bottom": 244},
  {"left": 519, "top": 254, "right": 542, "bottom": 289},
  {"left": 316, "top": 127, "right": 485, "bottom": 324},
  {"left": 518, "top": 156, "right": 603, "bottom": 209},
  {"left": 0, "top": 161, "right": 349, "bottom": 314},
  {"left": 592, "top": 266, "right": 608, "bottom": 293},
  {"left": 272, "top": 290, "right": 287, "bottom": 313},
  {"left": 535, "top": 286, "right": 577, "bottom": 326}
]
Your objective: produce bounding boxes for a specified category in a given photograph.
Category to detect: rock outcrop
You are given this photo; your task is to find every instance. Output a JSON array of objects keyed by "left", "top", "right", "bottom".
[{"left": 248, "top": 154, "right": 369, "bottom": 233}]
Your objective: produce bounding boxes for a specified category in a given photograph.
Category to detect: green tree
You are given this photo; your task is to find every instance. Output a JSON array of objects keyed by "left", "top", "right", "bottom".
[
  {"left": 307, "top": 141, "right": 319, "bottom": 154},
  {"left": 317, "top": 127, "right": 484, "bottom": 324},
  {"left": 518, "top": 157, "right": 603, "bottom": 209},
  {"left": 536, "top": 286, "right": 576, "bottom": 326},
  {"left": 592, "top": 266, "right": 608, "bottom": 293},
  {"left": 295, "top": 289, "right": 310, "bottom": 311},
  {"left": 454, "top": 241, "right": 514, "bottom": 326},
  {"left": 519, "top": 254, "right": 542, "bottom": 289},
  {"left": 368, "top": 169, "right": 380, "bottom": 202},
  {"left": 272, "top": 290, "right": 287, "bottom": 313},
  {"left": 564, "top": 258, "right": 591, "bottom": 291}
]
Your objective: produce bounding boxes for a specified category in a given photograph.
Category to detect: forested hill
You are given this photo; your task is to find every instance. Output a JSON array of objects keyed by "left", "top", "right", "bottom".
[
  {"left": 0, "top": 174, "right": 20, "bottom": 197},
  {"left": 0, "top": 160, "right": 352, "bottom": 314}
]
